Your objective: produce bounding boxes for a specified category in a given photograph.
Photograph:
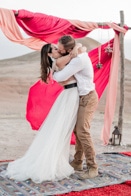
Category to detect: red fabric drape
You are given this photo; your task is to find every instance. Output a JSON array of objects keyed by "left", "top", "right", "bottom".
[
  {"left": 26, "top": 79, "right": 63, "bottom": 130},
  {"left": 90, "top": 39, "right": 113, "bottom": 98},
  {"left": 13, "top": 9, "right": 88, "bottom": 43}
]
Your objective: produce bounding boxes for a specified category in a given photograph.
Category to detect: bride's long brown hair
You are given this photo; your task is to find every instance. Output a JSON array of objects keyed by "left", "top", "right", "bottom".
[{"left": 40, "top": 44, "right": 53, "bottom": 83}]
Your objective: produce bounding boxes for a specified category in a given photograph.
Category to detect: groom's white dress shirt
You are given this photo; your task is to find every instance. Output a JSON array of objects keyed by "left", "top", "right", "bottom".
[{"left": 53, "top": 52, "right": 95, "bottom": 96}]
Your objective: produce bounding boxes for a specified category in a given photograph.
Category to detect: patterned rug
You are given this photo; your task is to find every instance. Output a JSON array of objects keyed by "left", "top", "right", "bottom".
[{"left": 0, "top": 153, "right": 131, "bottom": 196}]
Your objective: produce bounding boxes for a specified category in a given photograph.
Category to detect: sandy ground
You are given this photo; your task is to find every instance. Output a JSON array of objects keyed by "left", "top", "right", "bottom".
[{"left": 0, "top": 38, "right": 131, "bottom": 162}]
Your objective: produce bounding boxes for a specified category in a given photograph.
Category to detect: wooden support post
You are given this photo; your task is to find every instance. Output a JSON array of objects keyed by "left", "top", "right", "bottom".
[{"left": 118, "top": 10, "right": 125, "bottom": 138}]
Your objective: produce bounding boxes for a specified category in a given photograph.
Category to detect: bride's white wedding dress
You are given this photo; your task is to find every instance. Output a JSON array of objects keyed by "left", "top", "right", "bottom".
[{"left": 5, "top": 82, "right": 79, "bottom": 183}]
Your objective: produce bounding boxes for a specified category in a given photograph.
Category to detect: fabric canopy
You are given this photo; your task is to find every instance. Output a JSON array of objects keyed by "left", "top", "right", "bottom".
[{"left": 0, "top": 8, "right": 128, "bottom": 145}]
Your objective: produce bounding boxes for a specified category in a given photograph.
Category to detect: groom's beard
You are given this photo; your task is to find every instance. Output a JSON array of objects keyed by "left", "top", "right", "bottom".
[{"left": 61, "top": 51, "right": 69, "bottom": 56}]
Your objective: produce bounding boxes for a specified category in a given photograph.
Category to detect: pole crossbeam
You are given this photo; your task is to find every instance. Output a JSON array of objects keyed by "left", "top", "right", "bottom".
[{"left": 97, "top": 22, "right": 131, "bottom": 30}]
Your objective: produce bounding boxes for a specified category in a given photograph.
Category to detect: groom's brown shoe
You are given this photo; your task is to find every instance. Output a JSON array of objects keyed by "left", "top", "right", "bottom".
[
  {"left": 70, "top": 160, "right": 83, "bottom": 171},
  {"left": 77, "top": 167, "right": 98, "bottom": 179}
]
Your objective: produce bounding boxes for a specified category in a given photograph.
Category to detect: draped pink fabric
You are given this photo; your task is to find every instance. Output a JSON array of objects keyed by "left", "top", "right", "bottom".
[
  {"left": 101, "top": 34, "right": 120, "bottom": 145},
  {"left": 0, "top": 8, "right": 128, "bottom": 145},
  {"left": 0, "top": 8, "right": 45, "bottom": 50}
]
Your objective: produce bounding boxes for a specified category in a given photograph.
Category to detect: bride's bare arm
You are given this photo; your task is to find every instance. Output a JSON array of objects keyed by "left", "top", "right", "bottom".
[
  {"left": 56, "top": 43, "right": 86, "bottom": 70},
  {"left": 53, "top": 43, "right": 86, "bottom": 86},
  {"left": 56, "top": 54, "right": 72, "bottom": 70},
  {"left": 52, "top": 61, "right": 75, "bottom": 86}
]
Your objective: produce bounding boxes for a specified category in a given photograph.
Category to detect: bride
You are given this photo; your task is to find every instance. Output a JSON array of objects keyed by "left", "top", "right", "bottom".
[{"left": 4, "top": 43, "right": 86, "bottom": 183}]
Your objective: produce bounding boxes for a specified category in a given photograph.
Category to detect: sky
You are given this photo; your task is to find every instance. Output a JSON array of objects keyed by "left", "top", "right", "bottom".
[{"left": 0, "top": 0, "right": 131, "bottom": 59}]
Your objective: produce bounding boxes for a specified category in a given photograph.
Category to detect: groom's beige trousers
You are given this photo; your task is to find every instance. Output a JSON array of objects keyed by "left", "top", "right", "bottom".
[{"left": 74, "top": 90, "right": 98, "bottom": 169}]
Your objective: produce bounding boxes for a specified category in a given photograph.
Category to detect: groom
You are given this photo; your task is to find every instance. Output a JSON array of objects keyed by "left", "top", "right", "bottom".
[{"left": 53, "top": 35, "right": 98, "bottom": 179}]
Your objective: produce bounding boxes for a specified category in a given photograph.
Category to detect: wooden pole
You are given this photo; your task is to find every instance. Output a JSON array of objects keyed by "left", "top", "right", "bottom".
[{"left": 118, "top": 10, "right": 125, "bottom": 137}]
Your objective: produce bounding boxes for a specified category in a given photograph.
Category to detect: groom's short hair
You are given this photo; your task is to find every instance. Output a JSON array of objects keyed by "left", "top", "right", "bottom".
[{"left": 58, "top": 35, "right": 76, "bottom": 51}]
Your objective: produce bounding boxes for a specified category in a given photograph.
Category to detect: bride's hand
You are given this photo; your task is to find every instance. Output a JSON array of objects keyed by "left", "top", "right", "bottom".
[{"left": 70, "top": 43, "right": 83, "bottom": 58}]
